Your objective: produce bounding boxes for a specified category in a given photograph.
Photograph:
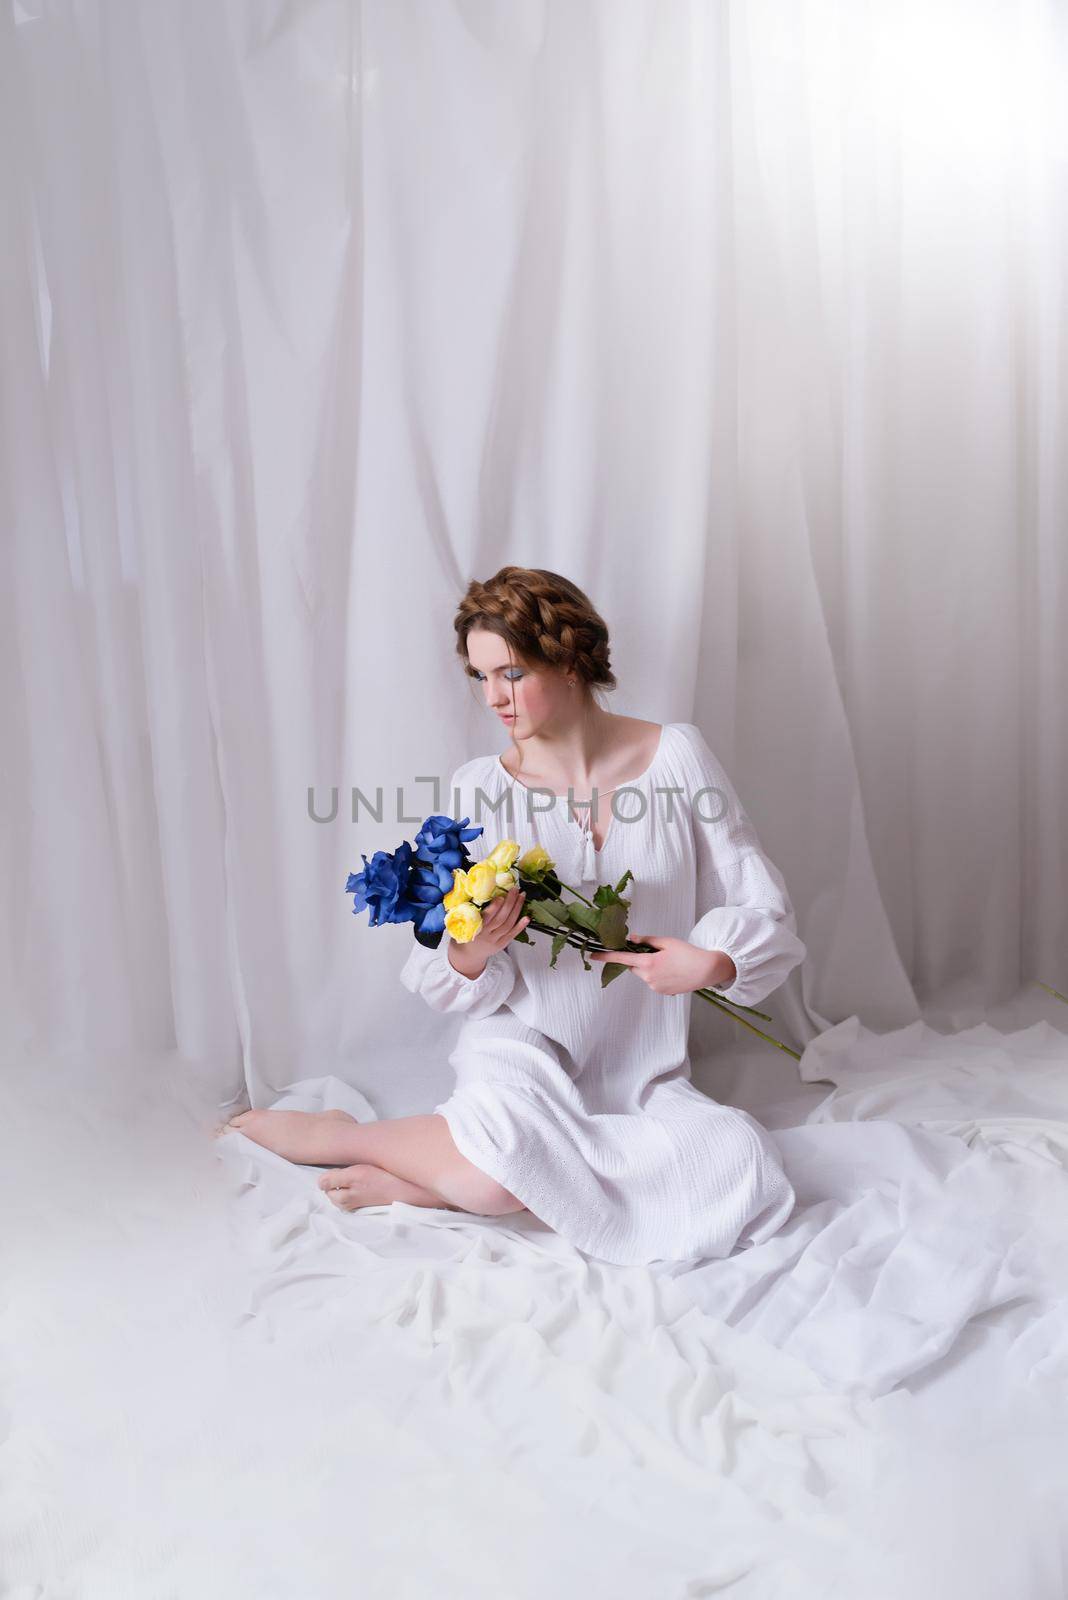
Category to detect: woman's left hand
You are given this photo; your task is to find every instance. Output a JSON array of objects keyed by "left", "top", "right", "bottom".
[{"left": 589, "top": 935, "right": 736, "bottom": 996}]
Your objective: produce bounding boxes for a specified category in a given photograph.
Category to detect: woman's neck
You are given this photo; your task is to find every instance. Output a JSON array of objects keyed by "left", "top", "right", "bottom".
[{"left": 502, "top": 709, "right": 625, "bottom": 795}]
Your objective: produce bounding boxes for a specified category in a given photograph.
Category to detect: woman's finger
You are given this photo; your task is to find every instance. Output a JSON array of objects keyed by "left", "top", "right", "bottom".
[
  {"left": 482, "top": 887, "right": 516, "bottom": 925},
  {"left": 590, "top": 949, "right": 647, "bottom": 967},
  {"left": 493, "top": 892, "right": 528, "bottom": 948},
  {"left": 492, "top": 887, "right": 522, "bottom": 925}
]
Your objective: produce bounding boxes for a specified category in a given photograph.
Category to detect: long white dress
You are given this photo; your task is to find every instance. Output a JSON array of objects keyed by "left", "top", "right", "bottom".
[{"left": 399, "top": 721, "right": 806, "bottom": 1267}]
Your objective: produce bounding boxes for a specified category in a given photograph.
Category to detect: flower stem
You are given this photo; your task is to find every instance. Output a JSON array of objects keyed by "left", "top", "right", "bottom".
[
  {"left": 692, "top": 987, "right": 801, "bottom": 1059},
  {"left": 551, "top": 877, "right": 597, "bottom": 910},
  {"left": 516, "top": 921, "right": 801, "bottom": 1059}
]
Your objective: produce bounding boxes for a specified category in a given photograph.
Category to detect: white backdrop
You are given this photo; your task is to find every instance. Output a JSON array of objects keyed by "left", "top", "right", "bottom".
[{"left": 3, "top": 0, "right": 1066, "bottom": 1108}]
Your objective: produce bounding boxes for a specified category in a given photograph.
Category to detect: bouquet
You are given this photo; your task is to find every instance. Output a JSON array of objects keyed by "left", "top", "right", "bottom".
[{"left": 346, "top": 811, "right": 800, "bottom": 1059}]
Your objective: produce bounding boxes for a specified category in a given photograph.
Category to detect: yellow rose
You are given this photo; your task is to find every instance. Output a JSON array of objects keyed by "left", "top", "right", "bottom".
[
  {"left": 495, "top": 868, "right": 519, "bottom": 892},
  {"left": 442, "top": 867, "right": 471, "bottom": 911},
  {"left": 464, "top": 859, "right": 500, "bottom": 906},
  {"left": 444, "top": 902, "right": 483, "bottom": 943},
  {"left": 486, "top": 840, "right": 521, "bottom": 871},
  {"left": 518, "top": 843, "right": 554, "bottom": 876}
]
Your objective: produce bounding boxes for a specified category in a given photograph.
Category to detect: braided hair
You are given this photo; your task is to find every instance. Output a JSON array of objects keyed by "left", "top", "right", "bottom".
[{"left": 454, "top": 567, "right": 617, "bottom": 700}]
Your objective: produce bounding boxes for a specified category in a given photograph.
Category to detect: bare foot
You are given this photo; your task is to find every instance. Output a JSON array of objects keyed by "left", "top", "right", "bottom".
[
  {"left": 219, "top": 1107, "right": 361, "bottom": 1165},
  {"left": 319, "top": 1163, "right": 461, "bottom": 1213}
]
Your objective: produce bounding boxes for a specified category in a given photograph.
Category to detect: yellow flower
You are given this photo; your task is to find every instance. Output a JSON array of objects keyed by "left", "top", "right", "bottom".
[
  {"left": 518, "top": 843, "right": 554, "bottom": 876},
  {"left": 494, "top": 869, "right": 518, "bottom": 892},
  {"left": 444, "top": 902, "right": 483, "bottom": 943},
  {"left": 486, "top": 840, "right": 521, "bottom": 871},
  {"left": 464, "top": 859, "right": 500, "bottom": 906},
  {"left": 442, "top": 868, "right": 472, "bottom": 911}
]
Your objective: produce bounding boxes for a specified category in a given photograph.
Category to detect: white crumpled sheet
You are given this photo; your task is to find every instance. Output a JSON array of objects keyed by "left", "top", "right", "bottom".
[{"left": 2, "top": 1022, "right": 1066, "bottom": 1598}]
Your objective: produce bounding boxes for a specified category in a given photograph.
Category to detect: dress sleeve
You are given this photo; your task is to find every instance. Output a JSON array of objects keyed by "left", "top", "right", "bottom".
[
  {"left": 677, "top": 723, "right": 806, "bottom": 1009},
  {"left": 399, "top": 938, "right": 517, "bottom": 1019},
  {"left": 397, "top": 758, "right": 519, "bottom": 1020}
]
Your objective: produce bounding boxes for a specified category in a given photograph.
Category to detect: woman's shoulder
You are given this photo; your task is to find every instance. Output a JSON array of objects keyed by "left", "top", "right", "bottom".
[
  {"left": 663, "top": 720, "right": 719, "bottom": 756},
  {"left": 446, "top": 752, "right": 505, "bottom": 821},
  {"left": 657, "top": 722, "right": 735, "bottom": 791},
  {"left": 658, "top": 721, "right": 710, "bottom": 764},
  {"left": 453, "top": 750, "right": 505, "bottom": 788},
  {"left": 663, "top": 720, "right": 704, "bottom": 746},
  {"left": 443, "top": 754, "right": 506, "bottom": 857}
]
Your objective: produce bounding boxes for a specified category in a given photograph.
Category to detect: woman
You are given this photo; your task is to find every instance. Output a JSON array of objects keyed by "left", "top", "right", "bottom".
[{"left": 225, "top": 567, "right": 805, "bottom": 1267}]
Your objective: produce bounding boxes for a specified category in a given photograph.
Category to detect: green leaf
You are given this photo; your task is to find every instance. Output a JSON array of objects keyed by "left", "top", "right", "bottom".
[
  {"left": 592, "top": 881, "right": 631, "bottom": 911},
  {"left": 565, "top": 902, "right": 601, "bottom": 933},
  {"left": 597, "top": 903, "right": 628, "bottom": 950},
  {"left": 549, "top": 931, "right": 569, "bottom": 969},
  {"left": 528, "top": 898, "right": 568, "bottom": 929},
  {"left": 600, "top": 961, "right": 628, "bottom": 987}
]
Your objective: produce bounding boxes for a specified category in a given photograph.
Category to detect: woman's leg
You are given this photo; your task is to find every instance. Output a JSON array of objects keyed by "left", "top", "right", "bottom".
[
  {"left": 319, "top": 1162, "right": 464, "bottom": 1212},
  {"left": 220, "top": 1109, "right": 525, "bottom": 1215}
]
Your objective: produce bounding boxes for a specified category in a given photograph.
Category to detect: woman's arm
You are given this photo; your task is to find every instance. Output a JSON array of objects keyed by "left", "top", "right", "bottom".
[
  {"left": 679, "top": 723, "right": 806, "bottom": 1009},
  {"left": 399, "top": 936, "right": 518, "bottom": 1019},
  {"left": 398, "top": 762, "right": 523, "bottom": 1020}
]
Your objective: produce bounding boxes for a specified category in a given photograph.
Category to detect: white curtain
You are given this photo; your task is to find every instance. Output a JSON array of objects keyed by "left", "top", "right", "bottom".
[{"left": 3, "top": 0, "right": 1066, "bottom": 1107}]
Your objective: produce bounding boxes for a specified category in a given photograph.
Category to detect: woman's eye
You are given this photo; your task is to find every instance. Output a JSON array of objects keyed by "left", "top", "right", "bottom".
[{"left": 475, "top": 671, "right": 523, "bottom": 682}]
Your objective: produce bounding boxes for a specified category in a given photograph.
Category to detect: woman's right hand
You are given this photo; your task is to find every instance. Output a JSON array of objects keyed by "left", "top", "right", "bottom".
[{"left": 448, "top": 886, "right": 530, "bottom": 979}]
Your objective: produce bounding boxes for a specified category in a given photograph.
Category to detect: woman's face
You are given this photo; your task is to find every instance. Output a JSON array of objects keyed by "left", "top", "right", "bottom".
[{"left": 465, "top": 628, "right": 571, "bottom": 739}]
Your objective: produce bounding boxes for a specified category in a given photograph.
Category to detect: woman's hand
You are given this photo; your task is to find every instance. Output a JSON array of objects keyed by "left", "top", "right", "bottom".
[
  {"left": 448, "top": 886, "right": 530, "bottom": 980},
  {"left": 589, "top": 935, "right": 736, "bottom": 996}
]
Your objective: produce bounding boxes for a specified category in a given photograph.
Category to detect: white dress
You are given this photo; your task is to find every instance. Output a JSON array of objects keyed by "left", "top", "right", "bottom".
[{"left": 399, "top": 721, "right": 806, "bottom": 1267}]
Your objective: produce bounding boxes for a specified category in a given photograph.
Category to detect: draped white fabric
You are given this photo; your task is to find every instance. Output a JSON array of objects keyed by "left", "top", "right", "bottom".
[{"left": 3, "top": 0, "right": 1067, "bottom": 1109}]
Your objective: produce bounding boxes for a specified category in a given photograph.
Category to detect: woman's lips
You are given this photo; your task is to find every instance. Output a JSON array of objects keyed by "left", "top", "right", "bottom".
[{"left": 498, "top": 713, "right": 516, "bottom": 722}]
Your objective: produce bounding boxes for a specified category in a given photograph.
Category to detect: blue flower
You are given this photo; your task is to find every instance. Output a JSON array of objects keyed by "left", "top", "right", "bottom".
[
  {"left": 345, "top": 814, "right": 486, "bottom": 946},
  {"left": 413, "top": 813, "right": 483, "bottom": 872},
  {"left": 406, "top": 813, "right": 485, "bottom": 941},
  {"left": 404, "top": 858, "right": 455, "bottom": 939},
  {"left": 345, "top": 841, "right": 417, "bottom": 928}
]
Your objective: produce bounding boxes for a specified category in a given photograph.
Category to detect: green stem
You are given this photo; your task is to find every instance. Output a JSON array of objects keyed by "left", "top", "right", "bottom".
[
  {"left": 516, "top": 920, "right": 802, "bottom": 1060},
  {"left": 692, "top": 987, "right": 801, "bottom": 1059},
  {"left": 1036, "top": 980, "right": 1068, "bottom": 1006}
]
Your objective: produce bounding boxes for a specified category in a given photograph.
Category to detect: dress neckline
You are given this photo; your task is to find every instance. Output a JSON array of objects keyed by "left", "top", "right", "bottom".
[
  {"left": 495, "top": 723, "right": 670, "bottom": 864},
  {"left": 495, "top": 722, "right": 668, "bottom": 800}
]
